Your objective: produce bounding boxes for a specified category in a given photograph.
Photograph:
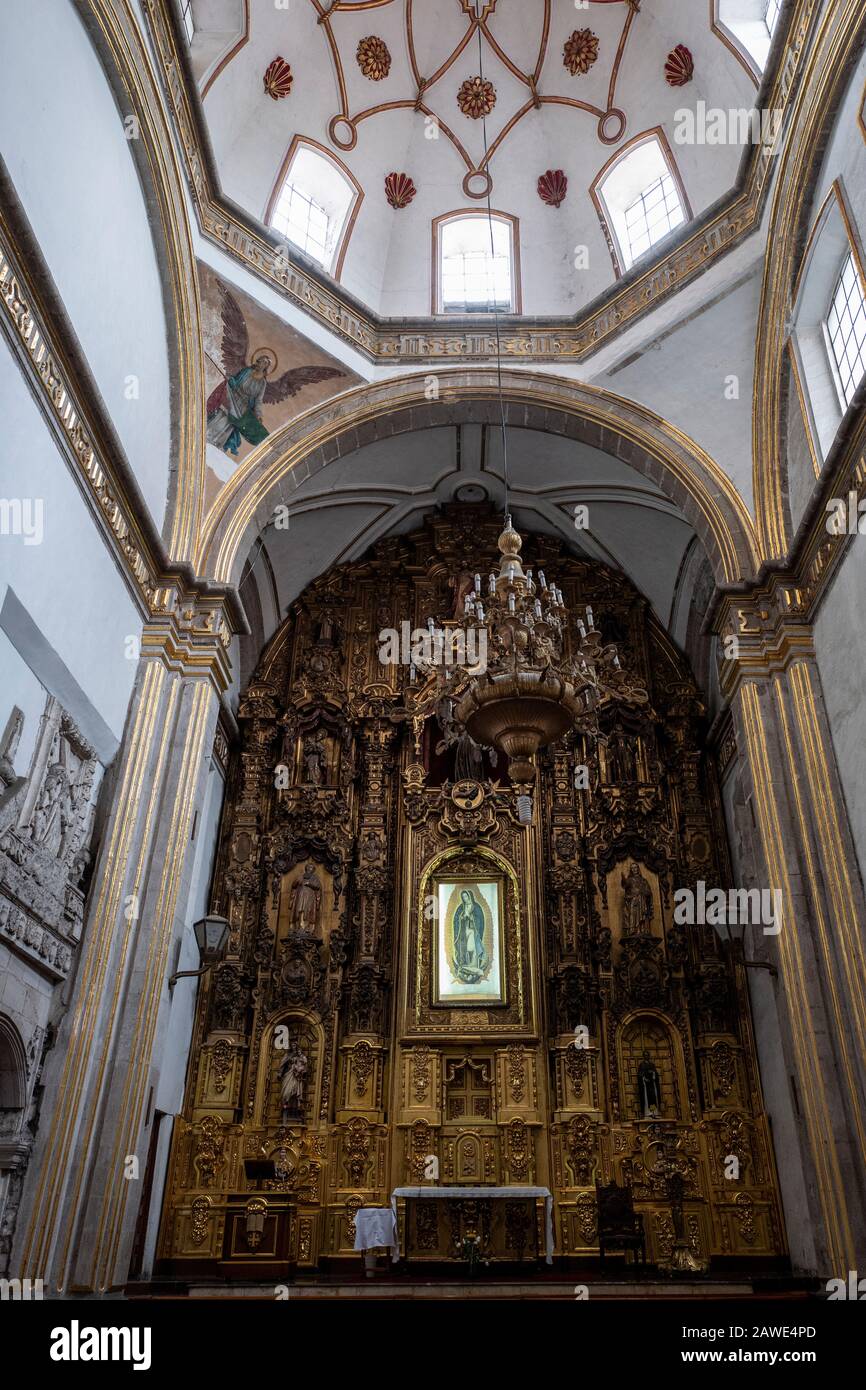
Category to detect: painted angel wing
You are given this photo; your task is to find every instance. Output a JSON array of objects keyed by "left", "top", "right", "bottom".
[
  {"left": 263, "top": 364, "right": 345, "bottom": 404},
  {"left": 218, "top": 283, "right": 249, "bottom": 378}
]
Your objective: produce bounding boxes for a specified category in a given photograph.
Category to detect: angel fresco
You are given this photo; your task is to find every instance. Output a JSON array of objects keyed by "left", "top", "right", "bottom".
[{"left": 206, "top": 284, "right": 345, "bottom": 456}]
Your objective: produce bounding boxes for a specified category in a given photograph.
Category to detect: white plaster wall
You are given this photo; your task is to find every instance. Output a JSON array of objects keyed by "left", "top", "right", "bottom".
[
  {"left": 0, "top": 0, "right": 172, "bottom": 532},
  {"left": 807, "top": 50, "right": 866, "bottom": 903},
  {"left": 153, "top": 754, "right": 225, "bottom": 1122},
  {"left": 140, "top": 754, "right": 225, "bottom": 1277},
  {"left": 0, "top": 338, "right": 141, "bottom": 745},
  {"left": 808, "top": 48, "right": 866, "bottom": 295},
  {"left": 599, "top": 270, "right": 760, "bottom": 523},
  {"left": 814, "top": 540, "right": 866, "bottom": 894},
  {"left": 786, "top": 47, "right": 866, "bottom": 530},
  {"left": 719, "top": 764, "right": 818, "bottom": 1273}
]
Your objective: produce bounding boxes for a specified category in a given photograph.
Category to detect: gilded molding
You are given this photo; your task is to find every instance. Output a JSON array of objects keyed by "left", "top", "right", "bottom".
[
  {"left": 753, "top": 0, "right": 864, "bottom": 559},
  {"left": 141, "top": 0, "right": 816, "bottom": 365}
]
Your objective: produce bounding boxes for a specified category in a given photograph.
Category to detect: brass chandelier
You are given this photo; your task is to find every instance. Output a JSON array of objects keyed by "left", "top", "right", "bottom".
[
  {"left": 412, "top": 516, "right": 645, "bottom": 791},
  {"left": 452, "top": 516, "right": 639, "bottom": 782}
]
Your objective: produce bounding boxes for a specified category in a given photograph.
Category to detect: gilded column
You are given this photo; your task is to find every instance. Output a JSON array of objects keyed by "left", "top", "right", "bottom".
[
  {"left": 719, "top": 588, "right": 866, "bottom": 1274},
  {"left": 11, "top": 600, "right": 233, "bottom": 1293}
]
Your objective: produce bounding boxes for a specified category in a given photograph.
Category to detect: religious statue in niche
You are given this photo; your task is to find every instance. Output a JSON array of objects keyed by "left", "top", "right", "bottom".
[
  {"left": 606, "top": 730, "right": 638, "bottom": 784},
  {"left": 360, "top": 831, "right": 383, "bottom": 863},
  {"left": 301, "top": 730, "right": 328, "bottom": 786},
  {"left": 279, "top": 1039, "right": 309, "bottom": 1120},
  {"left": 436, "top": 696, "right": 496, "bottom": 782},
  {"left": 289, "top": 864, "right": 322, "bottom": 935},
  {"left": 637, "top": 1051, "right": 663, "bottom": 1118},
  {"left": 621, "top": 863, "right": 654, "bottom": 936},
  {"left": 448, "top": 570, "right": 476, "bottom": 620}
]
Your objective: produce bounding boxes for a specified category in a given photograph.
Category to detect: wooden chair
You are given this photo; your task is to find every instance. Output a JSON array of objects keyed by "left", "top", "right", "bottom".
[{"left": 596, "top": 1180, "right": 646, "bottom": 1267}]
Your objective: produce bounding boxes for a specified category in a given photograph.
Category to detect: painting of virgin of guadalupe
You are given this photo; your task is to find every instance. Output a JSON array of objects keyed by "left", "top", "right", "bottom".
[{"left": 434, "top": 878, "right": 504, "bottom": 1004}]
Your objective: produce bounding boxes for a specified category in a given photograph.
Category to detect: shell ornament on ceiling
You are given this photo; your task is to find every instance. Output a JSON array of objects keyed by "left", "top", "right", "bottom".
[
  {"left": 263, "top": 56, "right": 293, "bottom": 101},
  {"left": 665, "top": 45, "right": 694, "bottom": 87},
  {"left": 385, "top": 172, "right": 417, "bottom": 208},
  {"left": 537, "top": 169, "right": 568, "bottom": 208},
  {"left": 357, "top": 35, "right": 392, "bottom": 81},
  {"left": 310, "top": 0, "right": 648, "bottom": 196},
  {"left": 458, "top": 75, "right": 497, "bottom": 119},
  {"left": 563, "top": 28, "right": 599, "bottom": 77}
]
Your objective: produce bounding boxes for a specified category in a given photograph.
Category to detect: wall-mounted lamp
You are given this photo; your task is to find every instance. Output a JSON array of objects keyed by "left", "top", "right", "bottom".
[{"left": 168, "top": 914, "right": 230, "bottom": 989}]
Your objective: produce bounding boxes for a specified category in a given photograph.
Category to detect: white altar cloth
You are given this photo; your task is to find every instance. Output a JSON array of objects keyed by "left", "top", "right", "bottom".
[
  {"left": 353, "top": 1206, "right": 399, "bottom": 1259},
  {"left": 391, "top": 1186, "right": 554, "bottom": 1263}
]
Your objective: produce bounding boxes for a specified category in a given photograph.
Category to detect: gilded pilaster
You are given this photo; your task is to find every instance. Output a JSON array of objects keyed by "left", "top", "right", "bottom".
[
  {"left": 11, "top": 609, "right": 229, "bottom": 1293},
  {"left": 719, "top": 591, "right": 866, "bottom": 1272}
]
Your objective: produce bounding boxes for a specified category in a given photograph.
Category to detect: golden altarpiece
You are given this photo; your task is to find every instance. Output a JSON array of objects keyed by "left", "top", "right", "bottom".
[{"left": 156, "top": 508, "right": 786, "bottom": 1276}]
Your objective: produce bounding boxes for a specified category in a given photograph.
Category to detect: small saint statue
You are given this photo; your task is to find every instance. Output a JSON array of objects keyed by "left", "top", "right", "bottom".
[
  {"left": 289, "top": 863, "right": 322, "bottom": 934},
  {"left": 302, "top": 730, "right": 327, "bottom": 786},
  {"left": 32, "top": 764, "right": 70, "bottom": 857},
  {"left": 621, "top": 862, "right": 654, "bottom": 936},
  {"left": 637, "top": 1050, "right": 663, "bottom": 1118},
  {"left": 279, "top": 1042, "right": 309, "bottom": 1119},
  {"left": 0, "top": 707, "right": 23, "bottom": 788}
]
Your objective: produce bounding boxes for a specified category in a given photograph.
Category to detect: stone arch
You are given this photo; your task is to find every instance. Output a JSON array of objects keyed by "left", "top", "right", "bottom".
[
  {"left": 199, "top": 370, "right": 760, "bottom": 591},
  {"left": 0, "top": 1016, "right": 27, "bottom": 1123}
]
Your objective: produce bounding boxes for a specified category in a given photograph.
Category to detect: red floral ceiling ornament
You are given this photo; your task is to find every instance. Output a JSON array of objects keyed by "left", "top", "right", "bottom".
[
  {"left": 665, "top": 44, "right": 694, "bottom": 87},
  {"left": 458, "top": 75, "right": 497, "bottom": 119},
  {"left": 563, "top": 29, "right": 599, "bottom": 77},
  {"left": 263, "top": 56, "right": 293, "bottom": 100},
  {"left": 385, "top": 172, "right": 417, "bottom": 209},
  {"left": 537, "top": 169, "right": 568, "bottom": 208},
  {"left": 357, "top": 35, "right": 391, "bottom": 81}
]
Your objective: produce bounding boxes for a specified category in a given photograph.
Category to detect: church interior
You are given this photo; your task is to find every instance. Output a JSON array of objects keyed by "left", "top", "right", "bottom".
[{"left": 2, "top": 0, "right": 866, "bottom": 1332}]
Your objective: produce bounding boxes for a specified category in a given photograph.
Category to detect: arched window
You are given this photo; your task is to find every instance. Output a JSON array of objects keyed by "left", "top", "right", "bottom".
[
  {"left": 180, "top": 0, "right": 195, "bottom": 43},
  {"left": 0, "top": 1017, "right": 26, "bottom": 1138},
  {"left": 825, "top": 251, "right": 866, "bottom": 411},
  {"left": 265, "top": 139, "right": 361, "bottom": 277},
  {"left": 432, "top": 211, "right": 519, "bottom": 315},
  {"left": 591, "top": 132, "right": 690, "bottom": 277},
  {"left": 713, "top": 0, "right": 781, "bottom": 80},
  {"left": 764, "top": 0, "right": 782, "bottom": 36},
  {"left": 789, "top": 181, "right": 866, "bottom": 466}
]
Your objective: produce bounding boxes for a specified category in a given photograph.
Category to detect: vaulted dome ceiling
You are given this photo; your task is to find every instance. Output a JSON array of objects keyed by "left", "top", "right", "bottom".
[{"left": 193, "top": 0, "right": 759, "bottom": 319}]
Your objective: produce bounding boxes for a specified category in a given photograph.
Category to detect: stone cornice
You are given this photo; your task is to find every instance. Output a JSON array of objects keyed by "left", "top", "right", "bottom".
[{"left": 140, "top": 0, "right": 820, "bottom": 366}]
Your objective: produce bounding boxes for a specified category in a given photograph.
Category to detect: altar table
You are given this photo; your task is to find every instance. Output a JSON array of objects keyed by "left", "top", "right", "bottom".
[{"left": 391, "top": 1186, "right": 554, "bottom": 1264}]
